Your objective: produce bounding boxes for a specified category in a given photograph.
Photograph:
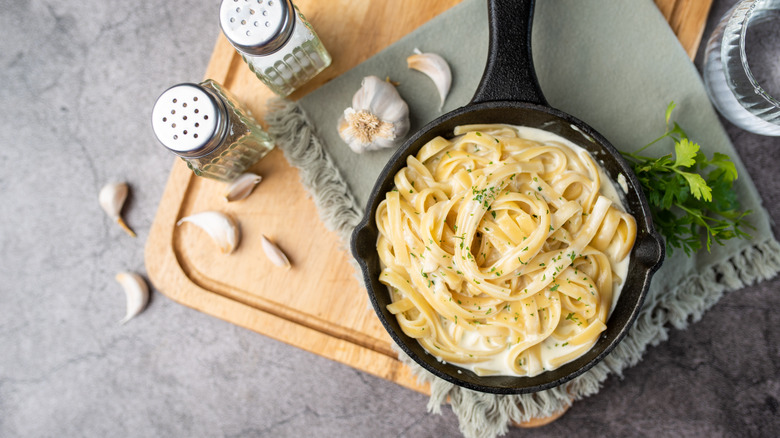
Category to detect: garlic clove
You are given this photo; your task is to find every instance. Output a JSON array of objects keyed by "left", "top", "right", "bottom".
[
  {"left": 338, "top": 75, "right": 410, "bottom": 154},
  {"left": 407, "top": 50, "right": 452, "bottom": 110},
  {"left": 115, "top": 271, "right": 149, "bottom": 325},
  {"left": 99, "top": 182, "right": 136, "bottom": 237},
  {"left": 177, "top": 211, "right": 240, "bottom": 254},
  {"left": 224, "top": 173, "right": 263, "bottom": 202},
  {"left": 261, "top": 235, "right": 291, "bottom": 269}
]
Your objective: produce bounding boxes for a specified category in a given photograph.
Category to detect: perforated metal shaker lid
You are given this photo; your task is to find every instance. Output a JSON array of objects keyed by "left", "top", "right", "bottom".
[
  {"left": 219, "top": 0, "right": 295, "bottom": 56},
  {"left": 151, "top": 83, "right": 228, "bottom": 158}
]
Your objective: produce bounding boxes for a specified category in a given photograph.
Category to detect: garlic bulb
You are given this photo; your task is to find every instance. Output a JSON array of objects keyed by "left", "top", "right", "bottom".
[
  {"left": 99, "top": 182, "right": 136, "bottom": 237},
  {"left": 337, "top": 75, "right": 410, "bottom": 153},
  {"left": 407, "top": 50, "right": 452, "bottom": 110},
  {"left": 224, "top": 173, "right": 262, "bottom": 202},
  {"left": 177, "top": 211, "right": 240, "bottom": 254},
  {"left": 115, "top": 271, "right": 149, "bottom": 325},
  {"left": 261, "top": 235, "right": 291, "bottom": 268}
]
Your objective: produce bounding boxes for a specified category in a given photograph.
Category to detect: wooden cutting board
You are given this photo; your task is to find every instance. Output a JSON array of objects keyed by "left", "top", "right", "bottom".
[{"left": 146, "top": 0, "right": 712, "bottom": 407}]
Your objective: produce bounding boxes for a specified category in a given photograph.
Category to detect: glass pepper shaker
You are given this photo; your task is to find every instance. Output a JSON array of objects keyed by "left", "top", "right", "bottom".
[
  {"left": 219, "top": 0, "right": 332, "bottom": 97},
  {"left": 151, "top": 79, "right": 275, "bottom": 182}
]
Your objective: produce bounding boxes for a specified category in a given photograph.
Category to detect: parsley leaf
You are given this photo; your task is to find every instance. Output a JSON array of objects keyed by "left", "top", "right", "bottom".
[
  {"left": 679, "top": 171, "right": 712, "bottom": 202},
  {"left": 665, "top": 101, "right": 676, "bottom": 124},
  {"left": 673, "top": 138, "right": 698, "bottom": 168},
  {"left": 621, "top": 102, "right": 753, "bottom": 256},
  {"left": 709, "top": 152, "right": 738, "bottom": 182}
]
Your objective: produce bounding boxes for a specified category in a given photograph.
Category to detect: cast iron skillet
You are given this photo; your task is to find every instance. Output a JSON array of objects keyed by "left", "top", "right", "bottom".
[{"left": 351, "top": 0, "right": 665, "bottom": 394}]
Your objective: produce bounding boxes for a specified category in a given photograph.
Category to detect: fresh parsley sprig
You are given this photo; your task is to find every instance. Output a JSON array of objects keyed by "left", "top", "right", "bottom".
[{"left": 621, "top": 102, "right": 753, "bottom": 256}]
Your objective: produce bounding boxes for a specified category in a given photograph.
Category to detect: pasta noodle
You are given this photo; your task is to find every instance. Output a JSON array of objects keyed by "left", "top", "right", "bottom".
[{"left": 376, "top": 124, "right": 637, "bottom": 377}]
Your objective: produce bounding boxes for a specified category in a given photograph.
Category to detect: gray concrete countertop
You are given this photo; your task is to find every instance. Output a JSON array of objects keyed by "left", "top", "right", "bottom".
[{"left": 2, "top": 0, "right": 778, "bottom": 436}]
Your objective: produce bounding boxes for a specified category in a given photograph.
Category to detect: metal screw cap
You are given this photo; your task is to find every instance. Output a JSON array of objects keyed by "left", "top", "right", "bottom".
[
  {"left": 219, "top": 0, "right": 295, "bottom": 56},
  {"left": 151, "top": 83, "right": 227, "bottom": 158}
]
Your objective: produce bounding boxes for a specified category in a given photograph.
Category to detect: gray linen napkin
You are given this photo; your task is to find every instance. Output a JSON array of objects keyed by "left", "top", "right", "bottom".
[{"left": 265, "top": 0, "right": 780, "bottom": 437}]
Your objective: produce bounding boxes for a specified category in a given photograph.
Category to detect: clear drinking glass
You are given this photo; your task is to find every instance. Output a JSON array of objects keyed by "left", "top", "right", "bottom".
[{"left": 703, "top": 0, "right": 780, "bottom": 136}]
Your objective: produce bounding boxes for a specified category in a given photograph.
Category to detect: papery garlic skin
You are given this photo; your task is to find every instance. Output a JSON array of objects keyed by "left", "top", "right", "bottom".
[
  {"left": 407, "top": 50, "right": 452, "bottom": 111},
  {"left": 99, "top": 182, "right": 136, "bottom": 237},
  {"left": 177, "top": 211, "right": 240, "bottom": 254},
  {"left": 224, "top": 173, "right": 263, "bottom": 202},
  {"left": 116, "top": 272, "right": 149, "bottom": 325},
  {"left": 338, "top": 76, "right": 410, "bottom": 153},
  {"left": 261, "top": 235, "right": 291, "bottom": 268}
]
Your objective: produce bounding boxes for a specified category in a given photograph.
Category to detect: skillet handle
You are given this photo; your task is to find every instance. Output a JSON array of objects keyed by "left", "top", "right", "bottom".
[{"left": 470, "top": 0, "right": 547, "bottom": 106}]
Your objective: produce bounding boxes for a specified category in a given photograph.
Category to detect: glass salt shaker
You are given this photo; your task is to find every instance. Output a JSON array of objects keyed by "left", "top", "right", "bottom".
[
  {"left": 151, "top": 79, "right": 275, "bottom": 182},
  {"left": 219, "top": 0, "right": 332, "bottom": 97}
]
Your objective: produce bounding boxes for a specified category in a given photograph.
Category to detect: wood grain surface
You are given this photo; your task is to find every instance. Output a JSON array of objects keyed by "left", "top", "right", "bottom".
[
  {"left": 145, "top": 0, "right": 713, "bottom": 421},
  {"left": 655, "top": 0, "right": 713, "bottom": 58}
]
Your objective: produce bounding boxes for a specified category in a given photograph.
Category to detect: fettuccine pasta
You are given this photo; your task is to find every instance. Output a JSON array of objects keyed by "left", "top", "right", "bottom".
[{"left": 376, "top": 124, "right": 636, "bottom": 377}]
